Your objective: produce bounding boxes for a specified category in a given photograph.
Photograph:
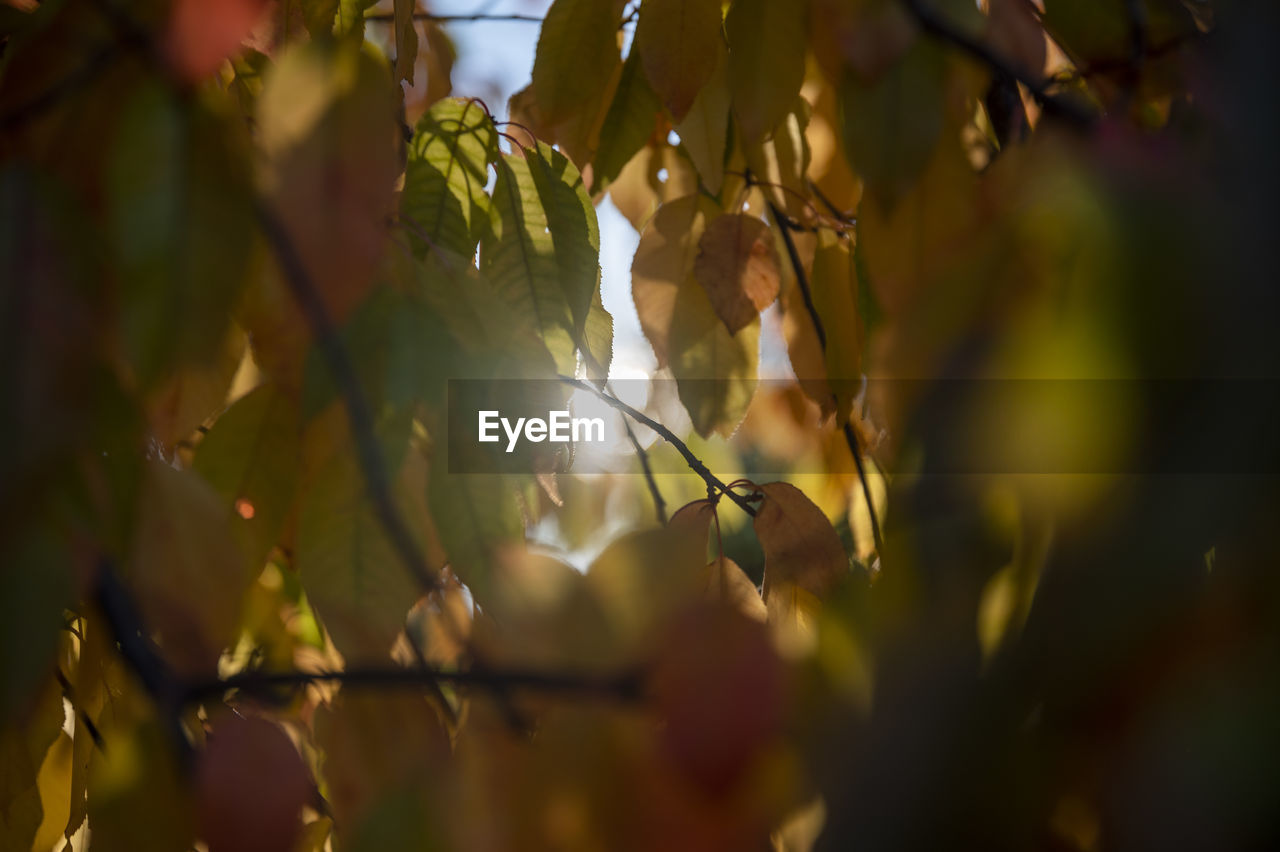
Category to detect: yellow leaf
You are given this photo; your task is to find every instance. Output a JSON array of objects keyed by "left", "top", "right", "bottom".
[
  {"left": 392, "top": 0, "right": 419, "bottom": 85},
  {"left": 727, "top": 0, "right": 808, "bottom": 144},
  {"left": 674, "top": 38, "right": 730, "bottom": 194},
  {"left": 694, "top": 213, "right": 781, "bottom": 334},
  {"left": 702, "top": 556, "right": 767, "bottom": 622},
  {"left": 632, "top": 195, "right": 759, "bottom": 437},
  {"left": 635, "top": 0, "right": 723, "bottom": 121},
  {"left": 532, "top": 0, "right": 624, "bottom": 124}
]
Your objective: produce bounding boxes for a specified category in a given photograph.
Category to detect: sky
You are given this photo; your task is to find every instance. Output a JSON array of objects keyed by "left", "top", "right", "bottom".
[{"left": 430, "top": 0, "right": 656, "bottom": 388}]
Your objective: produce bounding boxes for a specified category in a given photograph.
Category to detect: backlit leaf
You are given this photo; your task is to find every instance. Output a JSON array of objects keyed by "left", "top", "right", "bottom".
[
  {"left": 401, "top": 97, "right": 499, "bottom": 261},
  {"left": 193, "top": 382, "right": 301, "bottom": 571},
  {"left": 635, "top": 0, "right": 723, "bottom": 122},
  {"left": 726, "top": 0, "right": 807, "bottom": 144},
  {"left": 674, "top": 38, "right": 730, "bottom": 195},
  {"left": 593, "top": 47, "right": 663, "bottom": 192},
  {"left": 753, "top": 481, "right": 847, "bottom": 600},
  {"left": 532, "top": 0, "right": 623, "bottom": 125},
  {"left": 633, "top": 195, "right": 760, "bottom": 437},
  {"left": 693, "top": 213, "right": 781, "bottom": 334}
]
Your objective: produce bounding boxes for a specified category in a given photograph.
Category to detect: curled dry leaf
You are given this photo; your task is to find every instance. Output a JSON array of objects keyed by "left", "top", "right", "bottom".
[{"left": 694, "top": 213, "right": 781, "bottom": 334}]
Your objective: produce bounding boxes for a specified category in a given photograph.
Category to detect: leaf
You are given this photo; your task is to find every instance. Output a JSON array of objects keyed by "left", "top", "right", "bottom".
[
  {"left": 673, "top": 38, "right": 730, "bottom": 194},
  {"left": 128, "top": 462, "right": 254, "bottom": 675},
  {"left": 108, "top": 82, "right": 253, "bottom": 388},
  {"left": 0, "top": 681, "right": 62, "bottom": 851},
  {"left": 607, "top": 142, "right": 698, "bottom": 232},
  {"left": 593, "top": 47, "right": 663, "bottom": 192},
  {"left": 145, "top": 326, "right": 247, "bottom": 448},
  {"left": 257, "top": 41, "right": 400, "bottom": 324},
  {"left": 783, "top": 230, "right": 863, "bottom": 422},
  {"left": 726, "top": 0, "right": 808, "bottom": 144},
  {"left": 744, "top": 100, "right": 812, "bottom": 220},
  {"left": 635, "top": 0, "right": 723, "bottom": 121},
  {"left": 632, "top": 195, "right": 760, "bottom": 437},
  {"left": 587, "top": 527, "right": 707, "bottom": 650},
  {"left": 839, "top": 38, "right": 947, "bottom": 208},
  {"left": 482, "top": 144, "right": 608, "bottom": 375},
  {"left": 165, "top": 0, "right": 269, "bottom": 82},
  {"left": 392, "top": 0, "right": 419, "bottom": 85},
  {"left": 523, "top": 141, "right": 612, "bottom": 375},
  {"left": 702, "top": 556, "right": 767, "bottom": 622},
  {"left": 193, "top": 382, "right": 301, "bottom": 571},
  {"left": 987, "top": 0, "right": 1047, "bottom": 79},
  {"left": 531, "top": 0, "right": 623, "bottom": 125},
  {"left": 693, "top": 213, "right": 781, "bottom": 334},
  {"left": 753, "top": 481, "right": 847, "bottom": 601},
  {"left": 426, "top": 452, "right": 524, "bottom": 607},
  {"left": 295, "top": 412, "right": 425, "bottom": 659},
  {"left": 401, "top": 97, "right": 498, "bottom": 261}
]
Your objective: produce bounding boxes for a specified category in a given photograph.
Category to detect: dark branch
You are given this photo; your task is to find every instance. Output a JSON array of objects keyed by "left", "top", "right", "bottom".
[
  {"left": 620, "top": 413, "right": 668, "bottom": 525},
  {"left": 0, "top": 44, "right": 118, "bottom": 133},
  {"left": 902, "top": 0, "right": 1097, "bottom": 129},
  {"left": 366, "top": 12, "right": 544, "bottom": 23},
  {"left": 185, "top": 664, "right": 644, "bottom": 705},
  {"left": 558, "top": 375, "right": 759, "bottom": 518},
  {"left": 254, "top": 202, "right": 439, "bottom": 593},
  {"left": 767, "top": 201, "right": 885, "bottom": 557}
]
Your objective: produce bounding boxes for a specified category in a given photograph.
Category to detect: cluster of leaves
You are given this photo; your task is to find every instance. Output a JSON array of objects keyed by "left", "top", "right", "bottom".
[{"left": 3, "top": 0, "right": 1280, "bottom": 851}]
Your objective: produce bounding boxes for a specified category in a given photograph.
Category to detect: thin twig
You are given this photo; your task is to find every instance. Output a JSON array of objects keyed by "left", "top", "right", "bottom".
[
  {"left": 0, "top": 44, "right": 118, "bottom": 133},
  {"left": 366, "top": 12, "right": 544, "bottom": 23},
  {"left": 558, "top": 375, "right": 758, "bottom": 518},
  {"left": 255, "top": 202, "right": 439, "bottom": 593},
  {"left": 619, "top": 413, "right": 668, "bottom": 524},
  {"left": 902, "top": 0, "right": 1096, "bottom": 129},
  {"left": 768, "top": 202, "right": 885, "bottom": 556},
  {"left": 186, "top": 663, "right": 644, "bottom": 704}
]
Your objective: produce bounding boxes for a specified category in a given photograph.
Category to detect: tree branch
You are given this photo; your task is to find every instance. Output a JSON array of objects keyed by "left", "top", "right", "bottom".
[
  {"left": 366, "top": 12, "right": 544, "bottom": 24},
  {"left": 254, "top": 202, "right": 439, "bottom": 593},
  {"left": 617, "top": 404, "right": 668, "bottom": 525},
  {"left": 767, "top": 201, "right": 884, "bottom": 557},
  {"left": 901, "top": 0, "right": 1097, "bottom": 129},
  {"left": 558, "top": 375, "right": 758, "bottom": 518},
  {"left": 186, "top": 663, "right": 644, "bottom": 705}
]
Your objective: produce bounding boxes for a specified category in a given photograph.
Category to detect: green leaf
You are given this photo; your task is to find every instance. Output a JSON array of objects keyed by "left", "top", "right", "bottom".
[
  {"left": 401, "top": 98, "right": 498, "bottom": 261},
  {"left": 531, "top": 0, "right": 623, "bottom": 124},
  {"left": 808, "top": 231, "right": 864, "bottom": 423},
  {"left": 296, "top": 411, "right": 425, "bottom": 659},
  {"left": 392, "top": 0, "right": 419, "bottom": 85},
  {"left": 632, "top": 195, "right": 759, "bottom": 437},
  {"left": 839, "top": 38, "right": 946, "bottom": 208},
  {"left": 108, "top": 82, "right": 252, "bottom": 388},
  {"left": 193, "top": 383, "right": 301, "bottom": 571},
  {"left": 524, "top": 141, "right": 613, "bottom": 376},
  {"left": 482, "top": 144, "right": 610, "bottom": 375},
  {"left": 674, "top": 38, "right": 730, "bottom": 195},
  {"left": 427, "top": 461, "right": 524, "bottom": 607},
  {"left": 257, "top": 41, "right": 401, "bottom": 324},
  {"left": 726, "top": 0, "right": 808, "bottom": 144},
  {"left": 593, "top": 47, "right": 663, "bottom": 192},
  {"left": 635, "top": 0, "right": 723, "bottom": 122}
]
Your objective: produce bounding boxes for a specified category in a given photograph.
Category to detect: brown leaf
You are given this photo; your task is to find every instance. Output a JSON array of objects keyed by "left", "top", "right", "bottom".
[
  {"left": 701, "top": 557, "right": 766, "bottom": 622},
  {"left": 694, "top": 213, "right": 780, "bottom": 334},
  {"left": 752, "top": 482, "right": 847, "bottom": 601}
]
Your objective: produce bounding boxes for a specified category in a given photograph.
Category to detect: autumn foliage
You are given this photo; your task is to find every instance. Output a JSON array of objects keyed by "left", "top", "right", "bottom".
[{"left": 2, "top": 1, "right": 1279, "bottom": 851}]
